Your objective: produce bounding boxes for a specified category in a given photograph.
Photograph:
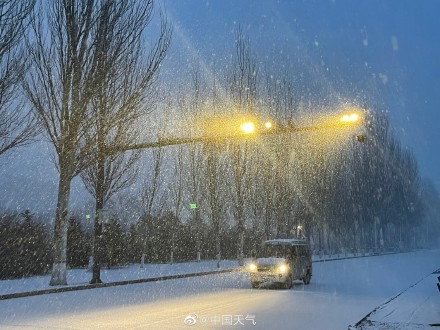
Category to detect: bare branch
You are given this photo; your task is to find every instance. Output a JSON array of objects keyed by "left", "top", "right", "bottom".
[{"left": 0, "top": 0, "right": 38, "bottom": 155}]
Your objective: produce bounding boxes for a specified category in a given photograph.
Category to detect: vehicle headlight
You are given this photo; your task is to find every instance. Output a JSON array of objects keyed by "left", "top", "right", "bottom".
[
  {"left": 278, "top": 264, "right": 288, "bottom": 273},
  {"left": 247, "top": 263, "right": 257, "bottom": 272}
]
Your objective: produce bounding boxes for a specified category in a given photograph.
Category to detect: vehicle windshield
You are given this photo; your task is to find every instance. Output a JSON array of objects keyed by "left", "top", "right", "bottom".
[{"left": 261, "top": 244, "right": 292, "bottom": 259}]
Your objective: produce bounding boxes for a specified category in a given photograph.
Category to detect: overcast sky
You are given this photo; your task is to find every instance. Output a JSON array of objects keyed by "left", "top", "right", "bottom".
[{"left": 0, "top": 0, "right": 439, "bottom": 215}]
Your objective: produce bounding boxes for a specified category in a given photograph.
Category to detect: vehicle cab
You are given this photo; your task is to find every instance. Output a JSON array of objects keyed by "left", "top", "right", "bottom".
[{"left": 246, "top": 238, "right": 312, "bottom": 289}]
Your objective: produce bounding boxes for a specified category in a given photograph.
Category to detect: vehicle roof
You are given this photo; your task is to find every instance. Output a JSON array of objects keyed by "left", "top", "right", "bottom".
[{"left": 263, "top": 238, "right": 309, "bottom": 246}]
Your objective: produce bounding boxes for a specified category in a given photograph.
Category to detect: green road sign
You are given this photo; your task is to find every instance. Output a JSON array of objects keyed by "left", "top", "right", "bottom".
[
  {"left": 85, "top": 214, "right": 91, "bottom": 219},
  {"left": 190, "top": 203, "right": 197, "bottom": 209}
]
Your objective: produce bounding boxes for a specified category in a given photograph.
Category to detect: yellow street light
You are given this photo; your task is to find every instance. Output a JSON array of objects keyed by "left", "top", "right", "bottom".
[
  {"left": 240, "top": 121, "right": 256, "bottom": 134},
  {"left": 341, "top": 113, "right": 360, "bottom": 123},
  {"left": 264, "top": 121, "right": 273, "bottom": 129}
]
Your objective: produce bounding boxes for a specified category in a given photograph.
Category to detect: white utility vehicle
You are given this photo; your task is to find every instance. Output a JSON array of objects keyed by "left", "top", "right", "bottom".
[{"left": 246, "top": 238, "right": 312, "bottom": 289}]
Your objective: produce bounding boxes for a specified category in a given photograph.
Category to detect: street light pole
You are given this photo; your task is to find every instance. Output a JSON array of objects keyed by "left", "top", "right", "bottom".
[{"left": 105, "top": 113, "right": 364, "bottom": 155}]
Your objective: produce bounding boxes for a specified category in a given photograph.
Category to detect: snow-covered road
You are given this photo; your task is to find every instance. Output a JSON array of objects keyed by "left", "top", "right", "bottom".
[{"left": 0, "top": 250, "right": 438, "bottom": 329}]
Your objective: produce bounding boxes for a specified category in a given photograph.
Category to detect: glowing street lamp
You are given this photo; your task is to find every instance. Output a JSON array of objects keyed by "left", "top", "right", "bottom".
[
  {"left": 240, "top": 120, "right": 273, "bottom": 134},
  {"left": 341, "top": 113, "right": 360, "bottom": 123},
  {"left": 240, "top": 121, "right": 256, "bottom": 134},
  {"left": 338, "top": 111, "right": 365, "bottom": 142},
  {"left": 264, "top": 121, "right": 273, "bottom": 129}
]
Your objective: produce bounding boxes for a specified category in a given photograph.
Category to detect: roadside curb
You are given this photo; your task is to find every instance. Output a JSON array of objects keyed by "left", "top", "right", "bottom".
[
  {"left": 312, "top": 251, "right": 404, "bottom": 263},
  {"left": 0, "top": 268, "right": 238, "bottom": 301}
]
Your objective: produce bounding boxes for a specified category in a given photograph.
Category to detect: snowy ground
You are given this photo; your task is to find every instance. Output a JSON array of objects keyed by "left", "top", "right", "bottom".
[
  {"left": 0, "top": 252, "right": 385, "bottom": 296},
  {"left": 0, "top": 260, "right": 238, "bottom": 296},
  {"left": 352, "top": 271, "right": 440, "bottom": 329},
  {"left": 0, "top": 250, "right": 438, "bottom": 329}
]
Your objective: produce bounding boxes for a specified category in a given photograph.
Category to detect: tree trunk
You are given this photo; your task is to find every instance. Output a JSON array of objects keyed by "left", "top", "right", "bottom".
[
  {"left": 216, "top": 235, "right": 221, "bottom": 268},
  {"left": 206, "top": 144, "right": 221, "bottom": 268},
  {"left": 195, "top": 207, "right": 201, "bottom": 262},
  {"left": 236, "top": 187, "right": 245, "bottom": 266},
  {"left": 49, "top": 164, "right": 71, "bottom": 286},
  {"left": 238, "top": 230, "right": 244, "bottom": 266},
  {"left": 90, "top": 149, "right": 105, "bottom": 284}
]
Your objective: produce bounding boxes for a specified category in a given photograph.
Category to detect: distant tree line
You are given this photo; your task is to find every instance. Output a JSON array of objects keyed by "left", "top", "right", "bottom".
[
  {"left": 2, "top": 170, "right": 439, "bottom": 280},
  {"left": 0, "top": 209, "right": 267, "bottom": 279},
  {"left": 0, "top": 210, "right": 50, "bottom": 279}
]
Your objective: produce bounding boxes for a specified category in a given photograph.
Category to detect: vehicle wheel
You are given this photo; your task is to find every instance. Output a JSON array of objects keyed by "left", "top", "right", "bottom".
[
  {"left": 303, "top": 271, "right": 311, "bottom": 285},
  {"left": 284, "top": 275, "right": 293, "bottom": 289},
  {"left": 251, "top": 281, "right": 260, "bottom": 288}
]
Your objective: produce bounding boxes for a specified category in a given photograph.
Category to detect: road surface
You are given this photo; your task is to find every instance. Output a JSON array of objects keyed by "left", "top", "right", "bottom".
[{"left": 0, "top": 250, "right": 438, "bottom": 329}]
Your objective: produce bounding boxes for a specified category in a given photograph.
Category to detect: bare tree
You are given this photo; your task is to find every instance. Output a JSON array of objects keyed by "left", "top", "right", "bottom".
[
  {"left": 205, "top": 142, "right": 224, "bottom": 267},
  {"left": 0, "top": 0, "right": 38, "bottom": 155},
  {"left": 167, "top": 144, "right": 184, "bottom": 265},
  {"left": 136, "top": 146, "right": 167, "bottom": 267},
  {"left": 186, "top": 63, "right": 206, "bottom": 261},
  {"left": 78, "top": 0, "right": 171, "bottom": 283},
  {"left": 23, "top": 0, "right": 170, "bottom": 286},
  {"left": 81, "top": 152, "right": 141, "bottom": 208},
  {"left": 24, "top": 1, "right": 100, "bottom": 285},
  {"left": 229, "top": 26, "right": 257, "bottom": 110},
  {"left": 227, "top": 26, "right": 258, "bottom": 265},
  {"left": 174, "top": 62, "right": 207, "bottom": 261}
]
